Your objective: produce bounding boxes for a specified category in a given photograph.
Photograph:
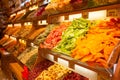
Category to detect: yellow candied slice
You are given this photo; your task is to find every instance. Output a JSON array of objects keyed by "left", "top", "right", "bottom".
[{"left": 80, "top": 54, "right": 93, "bottom": 62}]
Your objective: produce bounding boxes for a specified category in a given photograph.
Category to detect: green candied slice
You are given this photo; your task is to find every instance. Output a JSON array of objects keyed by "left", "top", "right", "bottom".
[
  {"left": 53, "top": 18, "right": 91, "bottom": 55},
  {"left": 71, "top": 18, "right": 89, "bottom": 28}
]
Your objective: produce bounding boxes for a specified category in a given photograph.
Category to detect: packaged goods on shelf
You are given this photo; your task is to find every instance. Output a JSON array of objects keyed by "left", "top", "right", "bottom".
[
  {"left": 35, "top": 63, "right": 70, "bottom": 80},
  {"left": 34, "top": 24, "right": 58, "bottom": 45},
  {"left": 53, "top": 18, "right": 91, "bottom": 55},
  {"left": 2, "top": 25, "right": 21, "bottom": 36},
  {"left": 13, "top": 41, "right": 27, "bottom": 57},
  {"left": 35, "top": 6, "right": 46, "bottom": 17},
  {"left": 8, "top": 15, "right": 16, "bottom": 22},
  {"left": 26, "top": 10, "right": 37, "bottom": 19},
  {"left": 94, "top": 0, "right": 120, "bottom": 6},
  {"left": 45, "top": 0, "right": 73, "bottom": 15},
  {"left": 18, "top": 24, "right": 33, "bottom": 38},
  {"left": 1, "top": 38, "right": 13, "bottom": 46},
  {"left": 25, "top": 53, "right": 38, "bottom": 69},
  {"left": 17, "top": 46, "right": 38, "bottom": 65},
  {"left": 70, "top": 0, "right": 88, "bottom": 10},
  {"left": 12, "top": 28, "right": 21, "bottom": 37},
  {"left": 24, "top": 26, "right": 36, "bottom": 39},
  {"left": 15, "top": 25, "right": 25, "bottom": 38},
  {"left": 4, "top": 27, "right": 13, "bottom": 35},
  {"left": 28, "top": 27, "right": 45, "bottom": 40},
  {"left": 17, "top": 47, "right": 34, "bottom": 60},
  {"left": 28, "top": 60, "right": 54, "bottom": 80},
  {"left": 41, "top": 22, "right": 71, "bottom": 49},
  {"left": 20, "top": 10, "right": 35, "bottom": 20},
  {"left": 0, "top": 36, "right": 9, "bottom": 45},
  {"left": 4, "top": 40, "right": 17, "bottom": 52},
  {"left": 12, "top": 13, "right": 25, "bottom": 22},
  {"left": 23, "top": 6, "right": 47, "bottom": 20},
  {"left": 3, "top": 26, "right": 12, "bottom": 34}
]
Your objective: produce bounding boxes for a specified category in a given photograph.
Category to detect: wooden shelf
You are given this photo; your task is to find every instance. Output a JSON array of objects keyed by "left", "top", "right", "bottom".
[
  {"left": 39, "top": 48, "right": 114, "bottom": 80},
  {"left": 3, "top": 2, "right": 120, "bottom": 80},
  {"left": 48, "top": 3, "right": 120, "bottom": 17},
  {"left": 8, "top": 3, "right": 120, "bottom": 24}
]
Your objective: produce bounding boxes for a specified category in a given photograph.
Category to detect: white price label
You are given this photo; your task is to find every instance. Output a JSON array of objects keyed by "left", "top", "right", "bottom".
[
  {"left": 42, "top": 20, "right": 48, "bottom": 25},
  {"left": 24, "top": 22, "right": 32, "bottom": 26},
  {"left": 14, "top": 24, "right": 21, "bottom": 27},
  {"left": 58, "top": 58, "right": 69, "bottom": 67},
  {"left": 8, "top": 24, "right": 13, "bottom": 27},
  {"left": 69, "top": 14, "right": 82, "bottom": 21},
  {"left": 46, "top": 54, "right": 54, "bottom": 61}
]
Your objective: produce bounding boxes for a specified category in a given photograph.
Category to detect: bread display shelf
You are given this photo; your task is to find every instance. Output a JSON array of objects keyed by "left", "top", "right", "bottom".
[{"left": 39, "top": 45, "right": 120, "bottom": 80}]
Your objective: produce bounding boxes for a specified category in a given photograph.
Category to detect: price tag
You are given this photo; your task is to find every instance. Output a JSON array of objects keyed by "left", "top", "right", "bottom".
[
  {"left": 69, "top": 14, "right": 82, "bottom": 21},
  {"left": 28, "top": 22, "right": 32, "bottom": 25},
  {"left": 89, "top": 10, "right": 106, "bottom": 20},
  {"left": 8, "top": 24, "right": 13, "bottom": 27},
  {"left": 24, "top": 22, "right": 32, "bottom": 26},
  {"left": 46, "top": 54, "right": 54, "bottom": 61},
  {"left": 82, "top": 12, "right": 88, "bottom": 19},
  {"left": 14, "top": 23, "right": 21, "bottom": 27},
  {"left": 58, "top": 58, "right": 69, "bottom": 67},
  {"left": 107, "top": 9, "right": 117, "bottom": 17},
  {"left": 42, "top": 20, "right": 48, "bottom": 25}
]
